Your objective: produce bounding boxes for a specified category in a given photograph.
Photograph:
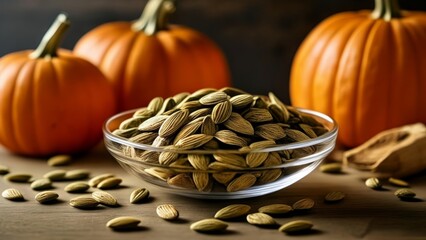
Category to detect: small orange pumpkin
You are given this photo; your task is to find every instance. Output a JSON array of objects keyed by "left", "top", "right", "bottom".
[
  {"left": 0, "top": 14, "right": 116, "bottom": 156},
  {"left": 74, "top": 0, "right": 231, "bottom": 111},
  {"left": 290, "top": 0, "right": 426, "bottom": 147}
]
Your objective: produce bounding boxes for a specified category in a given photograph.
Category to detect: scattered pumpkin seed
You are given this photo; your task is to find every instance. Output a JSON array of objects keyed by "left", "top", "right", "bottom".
[
  {"left": 278, "top": 220, "right": 314, "bottom": 234},
  {"left": 246, "top": 212, "right": 276, "bottom": 226},
  {"left": 0, "top": 164, "right": 10, "bottom": 175},
  {"left": 156, "top": 204, "right": 179, "bottom": 220},
  {"left": 30, "top": 178, "right": 53, "bottom": 191},
  {"left": 2, "top": 188, "right": 24, "bottom": 201},
  {"left": 130, "top": 188, "right": 150, "bottom": 204},
  {"left": 69, "top": 196, "right": 99, "bottom": 209},
  {"left": 65, "top": 169, "right": 90, "bottom": 180},
  {"left": 43, "top": 169, "right": 67, "bottom": 181},
  {"left": 319, "top": 162, "right": 342, "bottom": 174},
  {"left": 214, "top": 204, "right": 251, "bottom": 219},
  {"left": 97, "top": 177, "right": 122, "bottom": 190},
  {"left": 292, "top": 198, "right": 315, "bottom": 211},
  {"left": 92, "top": 190, "right": 118, "bottom": 206},
  {"left": 88, "top": 173, "right": 115, "bottom": 187},
  {"left": 64, "top": 181, "right": 90, "bottom": 193},
  {"left": 47, "top": 154, "right": 72, "bottom": 167},
  {"left": 394, "top": 188, "right": 416, "bottom": 200},
  {"left": 365, "top": 177, "right": 382, "bottom": 190},
  {"left": 258, "top": 204, "right": 293, "bottom": 215},
  {"left": 324, "top": 191, "right": 346, "bottom": 202},
  {"left": 4, "top": 173, "right": 32, "bottom": 183},
  {"left": 388, "top": 177, "right": 410, "bottom": 187},
  {"left": 35, "top": 191, "right": 59, "bottom": 204},
  {"left": 106, "top": 216, "right": 141, "bottom": 230},
  {"left": 190, "top": 219, "right": 228, "bottom": 233}
]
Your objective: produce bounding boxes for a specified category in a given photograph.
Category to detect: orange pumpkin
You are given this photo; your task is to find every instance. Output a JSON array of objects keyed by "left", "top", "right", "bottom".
[
  {"left": 74, "top": 0, "right": 231, "bottom": 111},
  {"left": 290, "top": 0, "right": 426, "bottom": 147},
  {"left": 0, "top": 14, "right": 116, "bottom": 156}
]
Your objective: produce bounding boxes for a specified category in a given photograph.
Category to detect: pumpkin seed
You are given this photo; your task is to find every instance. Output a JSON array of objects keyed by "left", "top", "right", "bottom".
[
  {"left": 319, "top": 162, "right": 342, "bottom": 174},
  {"left": 243, "top": 108, "right": 273, "bottom": 123},
  {"left": 257, "top": 169, "right": 282, "bottom": 184},
  {"left": 193, "top": 172, "right": 211, "bottom": 192},
  {"left": 188, "top": 154, "right": 210, "bottom": 170},
  {"left": 119, "top": 116, "right": 149, "bottom": 130},
  {"left": 145, "top": 167, "right": 174, "bottom": 181},
  {"left": 2, "top": 188, "right": 24, "bottom": 201},
  {"left": 268, "top": 92, "right": 289, "bottom": 122},
  {"left": 255, "top": 124, "right": 286, "bottom": 140},
  {"left": 226, "top": 173, "right": 257, "bottom": 192},
  {"left": 278, "top": 220, "right": 313, "bottom": 234},
  {"left": 156, "top": 204, "right": 179, "bottom": 220},
  {"left": 292, "top": 198, "right": 315, "bottom": 211},
  {"left": 88, "top": 173, "right": 115, "bottom": 187},
  {"left": 129, "top": 132, "right": 158, "bottom": 144},
  {"left": 230, "top": 94, "right": 253, "bottom": 109},
  {"left": 167, "top": 173, "right": 196, "bottom": 189},
  {"left": 130, "top": 188, "right": 150, "bottom": 203},
  {"left": 35, "top": 191, "right": 59, "bottom": 204},
  {"left": 187, "top": 88, "right": 217, "bottom": 101},
  {"left": 147, "top": 96, "right": 164, "bottom": 114},
  {"left": 112, "top": 128, "right": 139, "bottom": 138},
  {"left": 180, "top": 100, "right": 202, "bottom": 110},
  {"left": 199, "top": 91, "right": 228, "bottom": 105},
  {"left": 258, "top": 204, "right": 293, "bottom": 215},
  {"left": 47, "top": 154, "right": 72, "bottom": 167},
  {"left": 174, "top": 134, "right": 213, "bottom": 150},
  {"left": 223, "top": 112, "right": 254, "bottom": 136},
  {"left": 97, "top": 177, "right": 122, "bottom": 189},
  {"left": 133, "top": 107, "right": 154, "bottom": 118},
  {"left": 44, "top": 169, "right": 67, "bottom": 181},
  {"left": 324, "top": 191, "right": 346, "bottom": 202},
  {"left": 159, "top": 109, "right": 189, "bottom": 137},
  {"left": 159, "top": 149, "right": 180, "bottom": 165},
  {"left": 173, "top": 117, "right": 203, "bottom": 144},
  {"left": 65, "top": 169, "right": 90, "bottom": 180},
  {"left": 4, "top": 173, "right": 32, "bottom": 183},
  {"left": 246, "top": 212, "right": 276, "bottom": 226},
  {"left": 214, "top": 204, "right": 251, "bottom": 219},
  {"left": 388, "top": 177, "right": 410, "bottom": 187},
  {"left": 212, "top": 172, "right": 237, "bottom": 185},
  {"left": 69, "top": 196, "right": 99, "bottom": 209},
  {"left": 190, "top": 219, "right": 228, "bottom": 233},
  {"left": 213, "top": 153, "right": 247, "bottom": 168},
  {"left": 246, "top": 152, "right": 269, "bottom": 168},
  {"left": 172, "top": 92, "right": 190, "bottom": 105},
  {"left": 188, "top": 108, "right": 212, "bottom": 121},
  {"left": 299, "top": 123, "right": 318, "bottom": 138},
  {"left": 138, "top": 115, "right": 168, "bottom": 131},
  {"left": 285, "top": 129, "right": 311, "bottom": 142},
  {"left": 214, "top": 130, "right": 248, "bottom": 147},
  {"left": 219, "top": 86, "right": 248, "bottom": 96},
  {"left": 0, "top": 164, "right": 10, "bottom": 175},
  {"left": 30, "top": 178, "right": 53, "bottom": 191},
  {"left": 106, "top": 216, "right": 141, "bottom": 230},
  {"left": 92, "top": 190, "right": 118, "bottom": 206},
  {"left": 211, "top": 99, "right": 232, "bottom": 124},
  {"left": 156, "top": 97, "right": 176, "bottom": 115},
  {"left": 201, "top": 115, "right": 217, "bottom": 135},
  {"left": 394, "top": 188, "right": 416, "bottom": 199},
  {"left": 64, "top": 181, "right": 90, "bottom": 193},
  {"left": 365, "top": 177, "right": 382, "bottom": 190}
]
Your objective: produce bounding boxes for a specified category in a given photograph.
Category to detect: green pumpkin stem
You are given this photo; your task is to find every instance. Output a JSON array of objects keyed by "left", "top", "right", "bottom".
[
  {"left": 371, "top": 0, "right": 401, "bottom": 21},
  {"left": 30, "top": 13, "right": 70, "bottom": 59},
  {"left": 131, "top": 0, "right": 176, "bottom": 35}
]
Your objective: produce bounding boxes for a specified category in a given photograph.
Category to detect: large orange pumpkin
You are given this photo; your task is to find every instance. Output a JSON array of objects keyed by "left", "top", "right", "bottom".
[
  {"left": 74, "top": 0, "right": 230, "bottom": 111},
  {"left": 290, "top": 0, "right": 426, "bottom": 147},
  {"left": 0, "top": 14, "right": 116, "bottom": 156}
]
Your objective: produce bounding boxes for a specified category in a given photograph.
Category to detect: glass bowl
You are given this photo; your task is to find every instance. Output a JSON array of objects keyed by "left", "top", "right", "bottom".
[{"left": 103, "top": 108, "right": 338, "bottom": 199}]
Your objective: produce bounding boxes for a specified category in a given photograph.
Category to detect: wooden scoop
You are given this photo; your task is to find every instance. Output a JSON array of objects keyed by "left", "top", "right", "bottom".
[{"left": 343, "top": 123, "right": 426, "bottom": 178}]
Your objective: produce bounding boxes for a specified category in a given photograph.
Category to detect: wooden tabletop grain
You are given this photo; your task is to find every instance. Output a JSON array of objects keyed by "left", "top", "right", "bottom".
[{"left": 1, "top": 144, "right": 425, "bottom": 240}]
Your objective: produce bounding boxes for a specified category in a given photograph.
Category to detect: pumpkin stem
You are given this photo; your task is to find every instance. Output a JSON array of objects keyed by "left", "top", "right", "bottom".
[
  {"left": 131, "top": 0, "right": 176, "bottom": 35},
  {"left": 371, "top": 0, "right": 401, "bottom": 21},
  {"left": 30, "top": 13, "right": 70, "bottom": 59}
]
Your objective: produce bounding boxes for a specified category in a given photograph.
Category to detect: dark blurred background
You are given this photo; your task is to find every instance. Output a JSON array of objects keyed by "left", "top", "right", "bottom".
[{"left": 1, "top": 0, "right": 425, "bottom": 104}]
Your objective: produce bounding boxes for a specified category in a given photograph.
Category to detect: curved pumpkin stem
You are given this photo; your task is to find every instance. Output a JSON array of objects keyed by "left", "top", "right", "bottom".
[
  {"left": 30, "top": 13, "right": 70, "bottom": 59},
  {"left": 131, "top": 0, "right": 176, "bottom": 35},
  {"left": 371, "top": 0, "right": 401, "bottom": 21}
]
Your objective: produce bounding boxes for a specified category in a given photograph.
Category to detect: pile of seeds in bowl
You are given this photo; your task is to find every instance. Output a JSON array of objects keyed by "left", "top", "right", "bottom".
[{"left": 112, "top": 87, "right": 329, "bottom": 192}]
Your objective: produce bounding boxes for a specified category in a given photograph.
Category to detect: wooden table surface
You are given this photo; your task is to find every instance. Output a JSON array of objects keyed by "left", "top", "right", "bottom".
[{"left": 1, "top": 144, "right": 425, "bottom": 240}]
